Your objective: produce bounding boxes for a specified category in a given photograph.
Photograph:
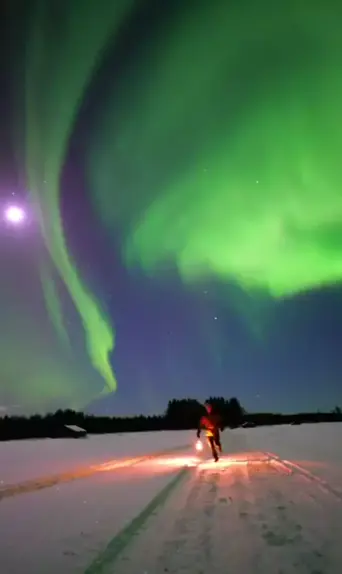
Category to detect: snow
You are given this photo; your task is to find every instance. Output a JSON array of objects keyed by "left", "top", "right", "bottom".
[
  {"left": 113, "top": 451, "right": 342, "bottom": 574},
  {"left": 231, "top": 422, "right": 342, "bottom": 495},
  {"left": 0, "top": 423, "right": 342, "bottom": 573},
  {"left": 0, "top": 430, "right": 193, "bottom": 485},
  {"left": 0, "top": 455, "right": 192, "bottom": 573},
  {"left": 64, "top": 425, "right": 87, "bottom": 433}
]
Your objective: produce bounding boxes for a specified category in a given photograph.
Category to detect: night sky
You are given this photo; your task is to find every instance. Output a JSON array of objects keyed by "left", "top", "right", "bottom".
[{"left": 1, "top": 0, "right": 342, "bottom": 417}]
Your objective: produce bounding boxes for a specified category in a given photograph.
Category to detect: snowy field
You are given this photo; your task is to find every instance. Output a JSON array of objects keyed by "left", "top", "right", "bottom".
[
  {"left": 0, "top": 423, "right": 342, "bottom": 573},
  {"left": 0, "top": 429, "right": 193, "bottom": 485}
]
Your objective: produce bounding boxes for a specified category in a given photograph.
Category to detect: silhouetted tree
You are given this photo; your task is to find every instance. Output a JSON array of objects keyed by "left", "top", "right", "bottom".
[
  {"left": 1, "top": 395, "right": 341, "bottom": 441},
  {"left": 165, "top": 398, "right": 203, "bottom": 429},
  {"left": 227, "top": 397, "right": 244, "bottom": 427}
]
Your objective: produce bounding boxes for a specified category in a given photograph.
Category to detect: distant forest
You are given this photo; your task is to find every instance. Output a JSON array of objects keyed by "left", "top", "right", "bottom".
[{"left": 0, "top": 397, "right": 342, "bottom": 441}]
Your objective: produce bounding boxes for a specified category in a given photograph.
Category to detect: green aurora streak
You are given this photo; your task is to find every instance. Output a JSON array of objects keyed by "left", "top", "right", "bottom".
[
  {"left": 88, "top": 0, "right": 342, "bottom": 298},
  {"left": 24, "top": 0, "right": 135, "bottom": 395}
]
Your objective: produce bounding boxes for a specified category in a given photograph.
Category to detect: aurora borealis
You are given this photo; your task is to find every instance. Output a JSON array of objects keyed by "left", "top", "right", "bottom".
[{"left": 1, "top": 0, "right": 342, "bottom": 415}]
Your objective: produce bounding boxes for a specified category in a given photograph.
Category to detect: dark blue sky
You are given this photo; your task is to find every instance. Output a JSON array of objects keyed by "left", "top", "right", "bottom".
[{"left": 1, "top": 0, "right": 342, "bottom": 417}]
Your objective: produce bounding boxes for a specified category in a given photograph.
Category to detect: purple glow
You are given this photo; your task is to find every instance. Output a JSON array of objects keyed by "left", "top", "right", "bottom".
[{"left": 4, "top": 206, "right": 26, "bottom": 224}]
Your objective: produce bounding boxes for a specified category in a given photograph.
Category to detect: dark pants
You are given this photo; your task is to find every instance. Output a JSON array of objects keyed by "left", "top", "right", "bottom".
[{"left": 208, "top": 432, "right": 222, "bottom": 460}]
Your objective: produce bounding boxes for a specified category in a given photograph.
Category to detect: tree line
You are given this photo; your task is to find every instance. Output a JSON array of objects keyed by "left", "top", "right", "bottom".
[{"left": 0, "top": 397, "right": 341, "bottom": 441}]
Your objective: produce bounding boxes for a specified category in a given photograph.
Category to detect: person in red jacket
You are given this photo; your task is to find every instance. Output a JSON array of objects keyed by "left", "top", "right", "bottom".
[{"left": 197, "top": 401, "right": 224, "bottom": 462}]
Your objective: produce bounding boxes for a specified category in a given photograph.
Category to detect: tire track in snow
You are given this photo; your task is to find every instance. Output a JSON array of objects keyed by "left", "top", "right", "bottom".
[
  {"left": 107, "top": 454, "right": 342, "bottom": 574},
  {"left": 266, "top": 451, "right": 342, "bottom": 502},
  {"left": 0, "top": 443, "right": 191, "bottom": 502},
  {"left": 84, "top": 464, "right": 192, "bottom": 574}
]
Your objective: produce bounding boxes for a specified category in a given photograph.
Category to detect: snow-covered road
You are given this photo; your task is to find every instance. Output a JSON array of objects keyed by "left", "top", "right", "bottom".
[
  {"left": 1, "top": 428, "right": 342, "bottom": 573},
  {"left": 108, "top": 451, "right": 342, "bottom": 574},
  {"left": 0, "top": 450, "right": 195, "bottom": 574}
]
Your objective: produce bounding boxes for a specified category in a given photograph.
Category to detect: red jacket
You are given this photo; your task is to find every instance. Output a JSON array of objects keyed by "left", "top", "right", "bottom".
[{"left": 197, "top": 413, "right": 224, "bottom": 437}]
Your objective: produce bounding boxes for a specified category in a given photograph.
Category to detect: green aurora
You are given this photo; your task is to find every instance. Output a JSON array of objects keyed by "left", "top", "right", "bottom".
[
  {"left": 90, "top": 0, "right": 342, "bottom": 297},
  {"left": 23, "top": 0, "right": 136, "bottom": 399},
  {"left": 5, "top": 0, "right": 341, "bottom": 410}
]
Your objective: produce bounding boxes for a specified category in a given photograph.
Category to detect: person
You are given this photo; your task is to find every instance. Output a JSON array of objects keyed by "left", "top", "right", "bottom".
[{"left": 197, "top": 401, "right": 224, "bottom": 462}]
